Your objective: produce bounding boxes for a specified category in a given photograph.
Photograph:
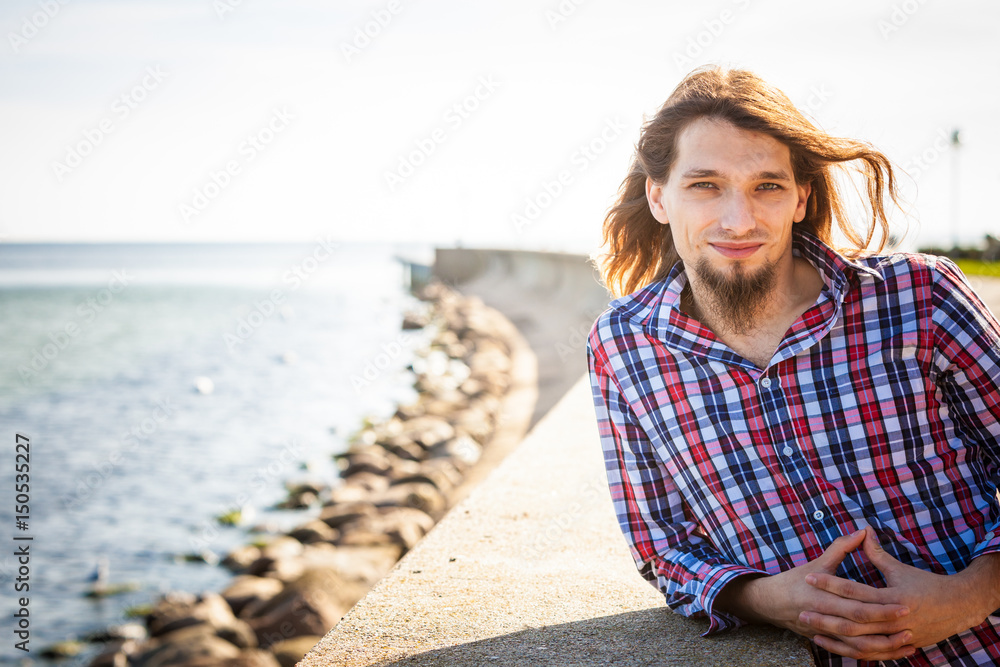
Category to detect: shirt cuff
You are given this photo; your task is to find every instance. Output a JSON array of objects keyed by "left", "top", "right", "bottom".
[
  {"left": 699, "top": 565, "right": 770, "bottom": 636},
  {"left": 973, "top": 527, "right": 1000, "bottom": 558}
]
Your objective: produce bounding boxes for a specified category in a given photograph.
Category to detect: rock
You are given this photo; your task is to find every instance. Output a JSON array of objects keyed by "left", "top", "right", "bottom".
[
  {"left": 40, "top": 640, "right": 84, "bottom": 658},
  {"left": 133, "top": 625, "right": 241, "bottom": 667},
  {"left": 428, "top": 435, "right": 482, "bottom": 469},
  {"left": 392, "top": 466, "right": 459, "bottom": 495},
  {"left": 222, "top": 576, "right": 285, "bottom": 618},
  {"left": 339, "top": 470, "right": 390, "bottom": 493},
  {"left": 87, "top": 639, "right": 139, "bottom": 667},
  {"left": 246, "top": 554, "right": 306, "bottom": 583},
  {"left": 288, "top": 519, "right": 338, "bottom": 544},
  {"left": 217, "top": 649, "right": 283, "bottom": 667},
  {"left": 318, "top": 501, "right": 377, "bottom": 530},
  {"left": 372, "top": 481, "right": 447, "bottom": 515},
  {"left": 327, "top": 484, "right": 372, "bottom": 504},
  {"left": 147, "top": 591, "right": 238, "bottom": 637},
  {"left": 275, "top": 489, "right": 317, "bottom": 510},
  {"left": 83, "top": 622, "right": 147, "bottom": 643},
  {"left": 216, "top": 619, "right": 258, "bottom": 648},
  {"left": 246, "top": 568, "right": 370, "bottom": 648},
  {"left": 222, "top": 544, "right": 262, "bottom": 573},
  {"left": 336, "top": 528, "right": 397, "bottom": 548},
  {"left": 269, "top": 636, "right": 324, "bottom": 667},
  {"left": 399, "top": 416, "right": 455, "bottom": 449},
  {"left": 259, "top": 536, "right": 304, "bottom": 562},
  {"left": 376, "top": 437, "right": 425, "bottom": 462},
  {"left": 297, "top": 543, "right": 401, "bottom": 584}
]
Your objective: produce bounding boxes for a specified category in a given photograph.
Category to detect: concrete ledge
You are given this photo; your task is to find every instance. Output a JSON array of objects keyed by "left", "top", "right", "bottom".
[{"left": 301, "top": 377, "right": 814, "bottom": 666}]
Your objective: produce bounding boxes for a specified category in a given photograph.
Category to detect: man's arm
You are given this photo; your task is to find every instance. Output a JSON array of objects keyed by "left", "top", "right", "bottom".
[{"left": 588, "top": 337, "right": 766, "bottom": 633}]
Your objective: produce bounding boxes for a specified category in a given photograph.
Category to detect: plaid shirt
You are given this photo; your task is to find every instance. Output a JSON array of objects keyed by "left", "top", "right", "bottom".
[{"left": 587, "top": 232, "right": 1000, "bottom": 666}]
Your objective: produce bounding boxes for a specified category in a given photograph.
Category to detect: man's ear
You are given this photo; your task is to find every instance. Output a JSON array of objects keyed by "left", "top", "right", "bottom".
[
  {"left": 793, "top": 182, "right": 812, "bottom": 223},
  {"left": 646, "top": 177, "right": 670, "bottom": 225}
]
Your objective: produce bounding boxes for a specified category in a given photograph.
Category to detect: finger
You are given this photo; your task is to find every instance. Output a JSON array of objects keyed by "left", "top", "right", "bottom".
[
  {"left": 862, "top": 528, "right": 902, "bottom": 577},
  {"left": 813, "top": 632, "right": 915, "bottom": 662},
  {"left": 816, "top": 528, "right": 867, "bottom": 572},
  {"left": 799, "top": 608, "right": 909, "bottom": 637},
  {"left": 805, "top": 572, "right": 901, "bottom": 606}
]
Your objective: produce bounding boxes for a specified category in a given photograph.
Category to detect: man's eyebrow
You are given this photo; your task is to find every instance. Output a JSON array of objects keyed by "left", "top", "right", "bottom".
[{"left": 680, "top": 168, "right": 793, "bottom": 181}]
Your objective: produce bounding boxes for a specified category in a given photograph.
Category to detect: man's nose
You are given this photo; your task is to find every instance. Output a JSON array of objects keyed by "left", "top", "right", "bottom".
[{"left": 719, "top": 193, "right": 755, "bottom": 235}]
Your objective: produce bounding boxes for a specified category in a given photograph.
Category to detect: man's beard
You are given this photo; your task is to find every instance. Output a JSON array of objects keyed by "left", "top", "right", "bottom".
[{"left": 691, "top": 256, "right": 776, "bottom": 335}]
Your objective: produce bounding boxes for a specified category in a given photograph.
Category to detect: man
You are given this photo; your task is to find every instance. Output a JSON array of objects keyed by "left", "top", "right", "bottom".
[{"left": 587, "top": 66, "right": 1000, "bottom": 666}]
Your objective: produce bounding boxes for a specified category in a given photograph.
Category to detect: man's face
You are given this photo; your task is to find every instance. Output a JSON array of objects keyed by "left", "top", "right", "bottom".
[{"left": 646, "top": 117, "right": 811, "bottom": 305}]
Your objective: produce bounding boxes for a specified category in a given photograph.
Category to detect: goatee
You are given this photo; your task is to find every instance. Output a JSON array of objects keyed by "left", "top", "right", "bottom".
[{"left": 691, "top": 256, "right": 776, "bottom": 335}]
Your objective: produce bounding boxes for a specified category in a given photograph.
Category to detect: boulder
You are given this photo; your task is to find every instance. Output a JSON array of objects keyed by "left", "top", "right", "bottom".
[
  {"left": 147, "top": 592, "right": 236, "bottom": 637},
  {"left": 269, "top": 636, "right": 324, "bottom": 667},
  {"left": 372, "top": 481, "right": 447, "bottom": 515},
  {"left": 246, "top": 568, "right": 370, "bottom": 648},
  {"left": 318, "top": 501, "right": 377, "bottom": 530},
  {"left": 428, "top": 435, "right": 482, "bottom": 470},
  {"left": 222, "top": 576, "right": 284, "bottom": 618},
  {"left": 133, "top": 625, "right": 241, "bottom": 667},
  {"left": 288, "top": 520, "right": 338, "bottom": 544}
]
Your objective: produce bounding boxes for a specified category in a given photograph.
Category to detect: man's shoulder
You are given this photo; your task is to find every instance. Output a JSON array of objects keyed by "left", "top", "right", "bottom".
[
  {"left": 851, "top": 249, "right": 964, "bottom": 292},
  {"left": 588, "top": 281, "right": 667, "bottom": 355}
]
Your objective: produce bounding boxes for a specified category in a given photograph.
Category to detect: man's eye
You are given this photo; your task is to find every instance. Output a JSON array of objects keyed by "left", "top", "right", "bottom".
[
  {"left": 758, "top": 183, "right": 782, "bottom": 190},
  {"left": 691, "top": 182, "right": 714, "bottom": 189}
]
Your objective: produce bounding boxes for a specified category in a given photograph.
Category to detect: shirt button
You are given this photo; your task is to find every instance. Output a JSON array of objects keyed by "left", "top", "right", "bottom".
[
  {"left": 760, "top": 378, "right": 772, "bottom": 388},
  {"left": 782, "top": 446, "right": 794, "bottom": 457},
  {"left": 812, "top": 510, "right": 825, "bottom": 521}
]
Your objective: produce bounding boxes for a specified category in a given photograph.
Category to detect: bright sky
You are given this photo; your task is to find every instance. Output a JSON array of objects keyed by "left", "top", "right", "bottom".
[{"left": 1, "top": 0, "right": 998, "bottom": 252}]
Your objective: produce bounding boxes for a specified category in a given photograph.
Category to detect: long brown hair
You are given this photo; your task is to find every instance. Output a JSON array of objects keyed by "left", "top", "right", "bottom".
[{"left": 600, "top": 66, "right": 901, "bottom": 298}]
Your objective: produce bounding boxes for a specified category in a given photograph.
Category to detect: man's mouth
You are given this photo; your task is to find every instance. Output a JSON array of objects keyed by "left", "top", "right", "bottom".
[{"left": 709, "top": 242, "right": 763, "bottom": 260}]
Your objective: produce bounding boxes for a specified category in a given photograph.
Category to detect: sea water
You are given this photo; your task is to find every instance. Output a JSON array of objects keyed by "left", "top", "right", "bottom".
[{"left": 0, "top": 241, "right": 432, "bottom": 657}]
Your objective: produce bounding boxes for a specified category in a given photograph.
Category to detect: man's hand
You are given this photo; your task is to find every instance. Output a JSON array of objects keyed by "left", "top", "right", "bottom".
[
  {"left": 801, "top": 527, "right": 1000, "bottom": 659},
  {"left": 715, "top": 528, "right": 915, "bottom": 661}
]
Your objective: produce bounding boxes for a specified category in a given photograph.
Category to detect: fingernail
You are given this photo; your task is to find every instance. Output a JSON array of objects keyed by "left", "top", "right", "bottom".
[
  {"left": 897, "top": 607, "right": 910, "bottom": 618},
  {"left": 805, "top": 574, "right": 816, "bottom": 585}
]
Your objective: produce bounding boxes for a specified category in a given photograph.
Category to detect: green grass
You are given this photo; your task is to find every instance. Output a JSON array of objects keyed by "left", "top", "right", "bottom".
[{"left": 956, "top": 260, "right": 1000, "bottom": 277}]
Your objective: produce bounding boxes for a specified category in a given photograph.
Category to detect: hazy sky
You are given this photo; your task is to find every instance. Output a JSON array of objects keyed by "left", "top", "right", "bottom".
[{"left": 1, "top": 0, "right": 998, "bottom": 252}]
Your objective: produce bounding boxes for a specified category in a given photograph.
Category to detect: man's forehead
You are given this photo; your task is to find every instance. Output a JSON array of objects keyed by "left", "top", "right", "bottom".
[{"left": 673, "top": 117, "right": 793, "bottom": 176}]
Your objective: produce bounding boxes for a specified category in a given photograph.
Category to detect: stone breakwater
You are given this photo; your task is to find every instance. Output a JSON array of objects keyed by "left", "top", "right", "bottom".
[{"left": 82, "top": 281, "right": 534, "bottom": 667}]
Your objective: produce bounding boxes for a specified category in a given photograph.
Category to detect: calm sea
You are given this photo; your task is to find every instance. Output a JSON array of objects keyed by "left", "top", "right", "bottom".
[{"left": 0, "top": 241, "right": 433, "bottom": 661}]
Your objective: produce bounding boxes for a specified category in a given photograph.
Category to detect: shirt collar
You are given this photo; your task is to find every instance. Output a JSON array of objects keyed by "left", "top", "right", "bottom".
[{"left": 612, "top": 231, "right": 885, "bottom": 341}]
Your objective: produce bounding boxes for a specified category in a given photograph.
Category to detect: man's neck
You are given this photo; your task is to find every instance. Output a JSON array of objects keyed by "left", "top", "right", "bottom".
[{"left": 683, "top": 256, "right": 823, "bottom": 369}]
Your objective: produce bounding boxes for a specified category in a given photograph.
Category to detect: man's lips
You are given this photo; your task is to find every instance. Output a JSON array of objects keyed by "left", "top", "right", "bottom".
[{"left": 710, "top": 242, "right": 763, "bottom": 259}]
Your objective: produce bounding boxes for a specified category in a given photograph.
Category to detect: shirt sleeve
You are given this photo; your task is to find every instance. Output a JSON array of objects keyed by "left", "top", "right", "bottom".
[
  {"left": 928, "top": 257, "right": 1000, "bottom": 558},
  {"left": 587, "top": 330, "right": 767, "bottom": 634}
]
